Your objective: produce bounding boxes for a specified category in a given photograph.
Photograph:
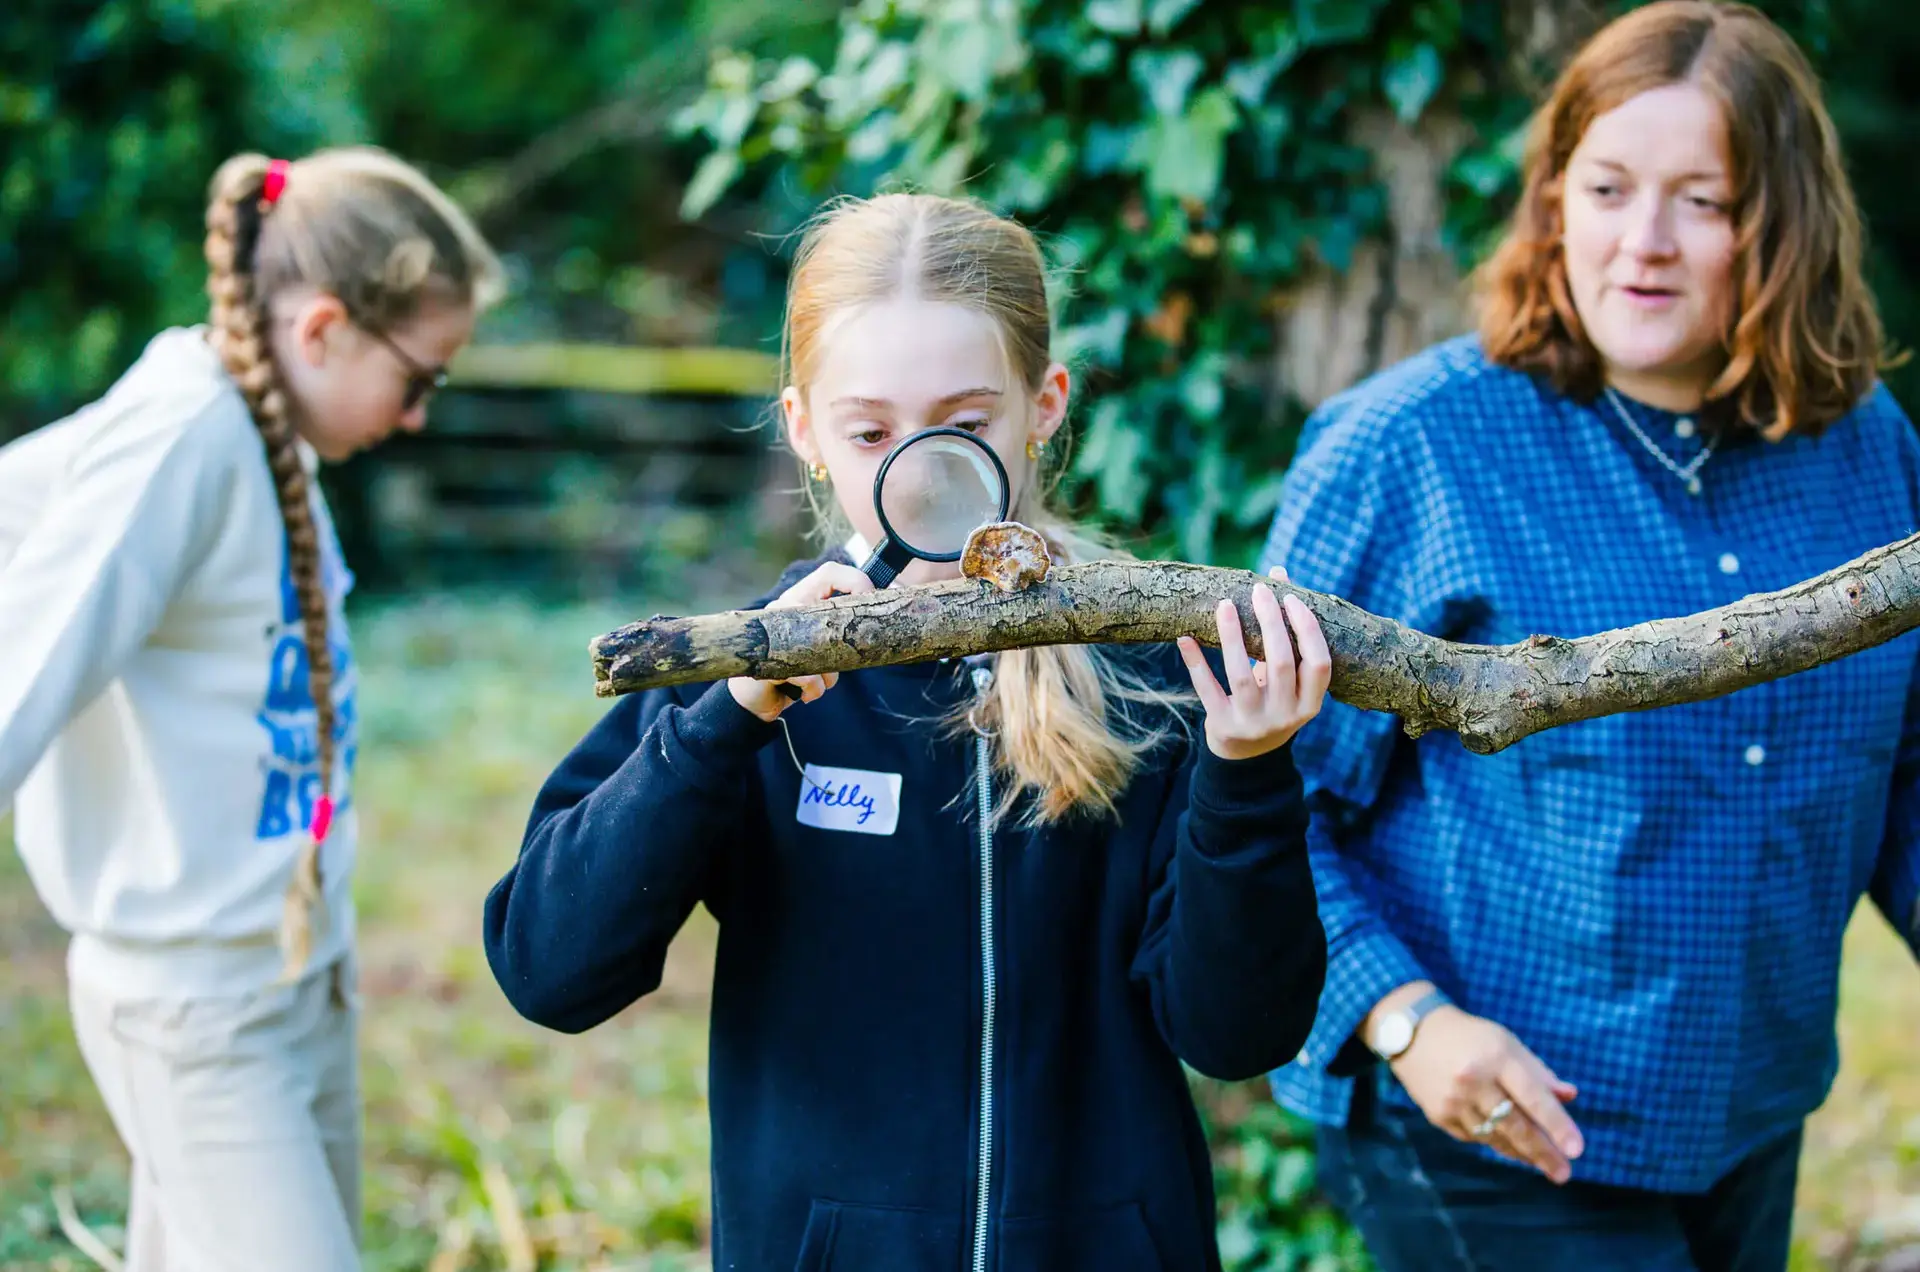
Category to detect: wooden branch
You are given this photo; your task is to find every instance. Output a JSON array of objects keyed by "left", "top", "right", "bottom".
[{"left": 590, "top": 532, "right": 1920, "bottom": 754}]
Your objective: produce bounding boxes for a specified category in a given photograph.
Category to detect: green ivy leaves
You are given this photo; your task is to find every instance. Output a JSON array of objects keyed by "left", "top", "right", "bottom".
[
  {"left": 1383, "top": 41, "right": 1443, "bottom": 121},
  {"left": 673, "top": 0, "right": 1505, "bottom": 570}
]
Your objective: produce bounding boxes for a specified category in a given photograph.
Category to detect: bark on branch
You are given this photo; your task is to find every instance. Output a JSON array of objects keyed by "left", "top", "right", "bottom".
[{"left": 590, "top": 532, "right": 1920, "bottom": 754}]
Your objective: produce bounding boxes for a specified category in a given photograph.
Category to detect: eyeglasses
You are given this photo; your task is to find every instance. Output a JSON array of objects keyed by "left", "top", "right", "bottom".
[{"left": 352, "top": 317, "right": 449, "bottom": 412}]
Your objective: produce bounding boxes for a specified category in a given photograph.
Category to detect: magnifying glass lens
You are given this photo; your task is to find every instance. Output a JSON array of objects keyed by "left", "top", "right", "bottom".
[{"left": 877, "top": 435, "right": 1006, "bottom": 559}]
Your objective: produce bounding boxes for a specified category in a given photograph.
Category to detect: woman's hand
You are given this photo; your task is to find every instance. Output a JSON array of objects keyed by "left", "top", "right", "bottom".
[
  {"left": 727, "top": 563, "right": 875, "bottom": 722},
  {"left": 1176, "top": 566, "right": 1332, "bottom": 761},
  {"left": 1379, "top": 987, "right": 1585, "bottom": 1184}
]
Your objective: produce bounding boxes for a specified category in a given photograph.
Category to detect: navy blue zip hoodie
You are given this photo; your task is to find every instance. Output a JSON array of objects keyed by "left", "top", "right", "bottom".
[{"left": 483, "top": 555, "right": 1327, "bottom": 1272}]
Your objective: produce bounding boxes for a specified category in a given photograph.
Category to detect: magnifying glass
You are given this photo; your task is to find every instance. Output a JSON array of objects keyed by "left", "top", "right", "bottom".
[
  {"left": 774, "top": 427, "right": 1011, "bottom": 702},
  {"left": 859, "top": 426, "right": 1012, "bottom": 588}
]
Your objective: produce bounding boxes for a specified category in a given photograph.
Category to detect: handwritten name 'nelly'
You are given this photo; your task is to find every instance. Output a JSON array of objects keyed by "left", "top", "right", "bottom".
[{"left": 801, "top": 778, "right": 879, "bottom": 826}]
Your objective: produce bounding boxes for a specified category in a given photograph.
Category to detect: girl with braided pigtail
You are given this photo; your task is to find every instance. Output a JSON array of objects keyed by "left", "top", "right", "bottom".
[{"left": 0, "top": 146, "right": 501, "bottom": 1270}]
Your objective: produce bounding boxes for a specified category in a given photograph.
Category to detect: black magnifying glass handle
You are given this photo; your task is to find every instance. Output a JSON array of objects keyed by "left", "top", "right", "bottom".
[
  {"left": 861, "top": 551, "right": 897, "bottom": 589},
  {"left": 859, "top": 536, "right": 915, "bottom": 589}
]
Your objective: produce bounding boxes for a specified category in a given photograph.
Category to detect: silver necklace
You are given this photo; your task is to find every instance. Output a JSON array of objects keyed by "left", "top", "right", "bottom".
[{"left": 1604, "top": 386, "right": 1718, "bottom": 496}]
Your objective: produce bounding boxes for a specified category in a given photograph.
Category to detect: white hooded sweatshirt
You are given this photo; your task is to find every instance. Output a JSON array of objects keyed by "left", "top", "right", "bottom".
[{"left": 0, "top": 327, "right": 358, "bottom": 998}]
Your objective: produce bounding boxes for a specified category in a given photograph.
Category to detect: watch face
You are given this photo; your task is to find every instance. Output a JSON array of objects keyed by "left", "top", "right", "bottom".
[{"left": 1375, "top": 1013, "right": 1413, "bottom": 1057}]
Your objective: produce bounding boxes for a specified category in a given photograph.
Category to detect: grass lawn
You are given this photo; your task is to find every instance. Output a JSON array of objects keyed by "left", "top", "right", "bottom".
[
  {"left": 1, "top": 595, "right": 719, "bottom": 1272},
  {"left": 4, "top": 591, "right": 1920, "bottom": 1270}
]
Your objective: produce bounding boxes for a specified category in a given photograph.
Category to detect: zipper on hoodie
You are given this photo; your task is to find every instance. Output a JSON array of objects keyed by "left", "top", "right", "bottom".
[{"left": 968, "top": 660, "right": 996, "bottom": 1272}]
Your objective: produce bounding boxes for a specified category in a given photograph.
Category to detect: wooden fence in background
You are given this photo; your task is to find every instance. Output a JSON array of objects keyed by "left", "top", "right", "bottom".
[{"left": 329, "top": 342, "right": 795, "bottom": 595}]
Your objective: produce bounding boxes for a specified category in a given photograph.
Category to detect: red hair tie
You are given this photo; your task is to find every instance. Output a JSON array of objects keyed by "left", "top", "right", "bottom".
[
  {"left": 262, "top": 159, "right": 290, "bottom": 207},
  {"left": 310, "top": 795, "right": 335, "bottom": 845}
]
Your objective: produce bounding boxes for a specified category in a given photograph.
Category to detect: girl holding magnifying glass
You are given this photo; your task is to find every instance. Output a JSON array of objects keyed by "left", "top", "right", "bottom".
[{"left": 484, "top": 192, "right": 1329, "bottom": 1272}]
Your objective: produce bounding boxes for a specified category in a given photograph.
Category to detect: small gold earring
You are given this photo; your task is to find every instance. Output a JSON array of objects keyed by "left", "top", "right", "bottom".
[
  {"left": 808, "top": 461, "right": 829, "bottom": 482},
  {"left": 1026, "top": 438, "right": 1046, "bottom": 461}
]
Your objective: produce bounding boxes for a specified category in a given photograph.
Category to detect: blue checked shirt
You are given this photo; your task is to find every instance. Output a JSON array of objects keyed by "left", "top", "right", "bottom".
[{"left": 1260, "top": 334, "right": 1920, "bottom": 1192}]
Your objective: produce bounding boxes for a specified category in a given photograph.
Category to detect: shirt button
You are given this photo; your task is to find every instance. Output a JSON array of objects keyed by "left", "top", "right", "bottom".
[
  {"left": 1719, "top": 553, "right": 1740, "bottom": 575},
  {"left": 1745, "top": 744, "right": 1767, "bottom": 767},
  {"left": 1676, "top": 417, "right": 1697, "bottom": 439}
]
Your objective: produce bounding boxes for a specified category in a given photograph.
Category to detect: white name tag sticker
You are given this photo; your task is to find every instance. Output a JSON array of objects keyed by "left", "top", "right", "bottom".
[{"left": 795, "top": 764, "right": 902, "bottom": 836}]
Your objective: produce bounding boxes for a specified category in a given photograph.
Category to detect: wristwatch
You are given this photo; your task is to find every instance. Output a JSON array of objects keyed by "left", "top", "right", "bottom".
[{"left": 1365, "top": 988, "right": 1450, "bottom": 1060}]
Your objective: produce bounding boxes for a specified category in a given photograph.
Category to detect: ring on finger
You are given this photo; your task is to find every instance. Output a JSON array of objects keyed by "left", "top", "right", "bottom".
[{"left": 1470, "top": 1097, "right": 1515, "bottom": 1140}]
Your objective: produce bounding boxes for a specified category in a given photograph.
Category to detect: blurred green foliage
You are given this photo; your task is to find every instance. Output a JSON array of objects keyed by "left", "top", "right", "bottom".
[
  {"left": 0, "top": 0, "right": 837, "bottom": 431},
  {"left": 677, "top": 0, "right": 1920, "bottom": 567},
  {"left": 1196, "top": 1081, "right": 1373, "bottom": 1272},
  {"left": 9, "top": 2, "right": 1917, "bottom": 563},
  {"left": 677, "top": 0, "right": 1513, "bottom": 567},
  {"left": 2, "top": 1, "right": 266, "bottom": 412}
]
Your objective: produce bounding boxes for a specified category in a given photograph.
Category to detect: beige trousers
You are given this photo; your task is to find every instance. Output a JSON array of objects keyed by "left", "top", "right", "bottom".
[{"left": 68, "top": 955, "right": 363, "bottom": 1272}]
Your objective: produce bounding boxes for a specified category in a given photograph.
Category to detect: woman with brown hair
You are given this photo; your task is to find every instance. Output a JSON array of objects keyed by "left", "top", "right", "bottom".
[{"left": 1261, "top": 2, "right": 1919, "bottom": 1267}]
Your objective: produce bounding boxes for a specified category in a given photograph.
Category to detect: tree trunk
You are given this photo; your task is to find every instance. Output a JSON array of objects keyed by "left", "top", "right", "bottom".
[
  {"left": 1272, "top": 107, "right": 1476, "bottom": 409},
  {"left": 1271, "top": 0, "right": 1607, "bottom": 410}
]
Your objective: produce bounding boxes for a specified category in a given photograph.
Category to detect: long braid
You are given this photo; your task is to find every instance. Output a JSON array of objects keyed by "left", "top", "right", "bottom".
[
  {"left": 205, "top": 156, "right": 337, "bottom": 980},
  {"left": 196, "top": 146, "right": 502, "bottom": 977}
]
